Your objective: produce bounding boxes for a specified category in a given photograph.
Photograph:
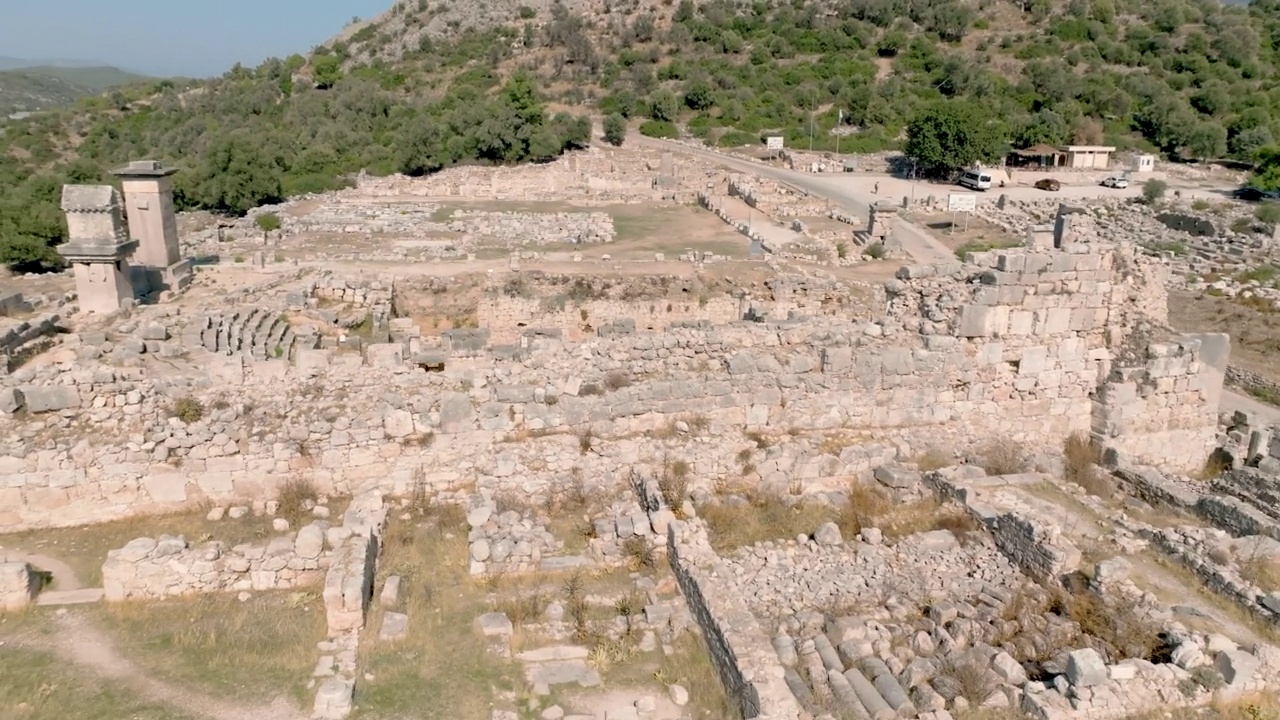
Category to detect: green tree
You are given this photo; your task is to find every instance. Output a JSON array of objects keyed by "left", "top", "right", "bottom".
[
  {"left": 603, "top": 114, "right": 627, "bottom": 146},
  {"left": 312, "top": 55, "right": 343, "bottom": 89},
  {"left": 1182, "top": 122, "right": 1227, "bottom": 160},
  {"left": 190, "top": 134, "right": 285, "bottom": 215},
  {"left": 648, "top": 89, "right": 680, "bottom": 122},
  {"left": 1253, "top": 146, "right": 1280, "bottom": 191},
  {"left": 903, "top": 101, "right": 1007, "bottom": 177},
  {"left": 254, "top": 213, "right": 282, "bottom": 232},
  {"left": 1142, "top": 179, "right": 1169, "bottom": 204}
]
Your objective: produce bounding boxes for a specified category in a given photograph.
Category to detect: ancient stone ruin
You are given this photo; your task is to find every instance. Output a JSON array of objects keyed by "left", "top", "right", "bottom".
[{"left": 3, "top": 144, "right": 1280, "bottom": 720}]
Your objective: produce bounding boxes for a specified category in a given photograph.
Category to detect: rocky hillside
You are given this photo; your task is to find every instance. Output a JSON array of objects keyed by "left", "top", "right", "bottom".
[
  {"left": 2, "top": 0, "right": 1279, "bottom": 269},
  {"left": 0, "top": 65, "right": 149, "bottom": 114}
]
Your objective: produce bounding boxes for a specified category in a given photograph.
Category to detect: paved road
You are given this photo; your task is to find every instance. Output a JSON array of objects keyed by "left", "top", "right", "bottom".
[{"left": 638, "top": 137, "right": 956, "bottom": 264}]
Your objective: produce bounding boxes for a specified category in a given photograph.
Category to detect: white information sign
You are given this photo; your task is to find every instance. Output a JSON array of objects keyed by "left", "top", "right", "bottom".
[
  {"left": 765, "top": 136, "right": 785, "bottom": 150},
  {"left": 948, "top": 193, "right": 977, "bottom": 213}
]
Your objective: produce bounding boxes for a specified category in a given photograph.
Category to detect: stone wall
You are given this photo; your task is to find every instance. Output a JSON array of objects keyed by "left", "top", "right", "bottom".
[
  {"left": 1, "top": 312, "right": 61, "bottom": 374},
  {"left": 925, "top": 468, "right": 1083, "bottom": 583},
  {"left": 102, "top": 523, "right": 330, "bottom": 600},
  {"left": 1093, "top": 334, "right": 1228, "bottom": 471},
  {"left": 667, "top": 521, "right": 803, "bottom": 720},
  {"left": 476, "top": 295, "right": 743, "bottom": 343}
]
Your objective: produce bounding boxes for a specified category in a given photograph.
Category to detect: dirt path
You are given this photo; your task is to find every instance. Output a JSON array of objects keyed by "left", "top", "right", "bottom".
[{"left": 35, "top": 613, "right": 307, "bottom": 720}]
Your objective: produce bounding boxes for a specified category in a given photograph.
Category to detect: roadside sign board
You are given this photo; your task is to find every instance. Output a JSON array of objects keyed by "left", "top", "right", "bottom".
[
  {"left": 765, "top": 136, "right": 784, "bottom": 150},
  {"left": 948, "top": 193, "right": 977, "bottom": 213}
]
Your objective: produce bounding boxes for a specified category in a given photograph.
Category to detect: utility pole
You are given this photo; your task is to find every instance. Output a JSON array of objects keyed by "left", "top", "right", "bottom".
[
  {"left": 808, "top": 87, "right": 815, "bottom": 152},
  {"left": 836, "top": 109, "right": 842, "bottom": 160}
]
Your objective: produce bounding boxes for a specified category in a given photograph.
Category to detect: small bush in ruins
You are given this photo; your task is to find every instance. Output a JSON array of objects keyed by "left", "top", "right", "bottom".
[
  {"left": 1063, "top": 432, "right": 1114, "bottom": 499},
  {"left": 1197, "top": 448, "right": 1232, "bottom": 480},
  {"left": 937, "top": 655, "right": 1000, "bottom": 705},
  {"left": 914, "top": 447, "right": 955, "bottom": 472},
  {"left": 579, "top": 382, "right": 603, "bottom": 396},
  {"left": 1052, "top": 588, "right": 1167, "bottom": 663},
  {"left": 975, "top": 439, "right": 1029, "bottom": 476},
  {"left": 622, "top": 536, "right": 656, "bottom": 570},
  {"left": 171, "top": 396, "right": 205, "bottom": 424},
  {"left": 659, "top": 457, "right": 691, "bottom": 510},
  {"left": 578, "top": 429, "right": 594, "bottom": 454},
  {"left": 1239, "top": 553, "right": 1280, "bottom": 593},
  {"left": 277, "top": 476, "right": 319, "bottom": 525},
  {"left": 603, "top": 370, "right": 631, "bottom": 391}
]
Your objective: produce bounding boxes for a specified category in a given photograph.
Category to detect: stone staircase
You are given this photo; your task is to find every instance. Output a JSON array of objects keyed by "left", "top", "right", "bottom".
[{"left": 183, "top": 308, "right": 318, "bottom": 362}]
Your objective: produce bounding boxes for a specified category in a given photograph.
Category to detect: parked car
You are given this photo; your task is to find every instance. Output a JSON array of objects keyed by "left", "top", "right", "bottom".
[
  {"left": 1101, "top": 176, "right": 1130, "bottom": 189},
  {"left": 1233, "top": 187, "right": 1280, "bottom": 202},
  {"left": 1035, "top": 178, "right": 1062, "bottom": 191}
]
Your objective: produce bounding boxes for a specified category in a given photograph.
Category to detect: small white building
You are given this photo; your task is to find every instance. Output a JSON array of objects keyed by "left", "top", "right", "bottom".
[
  {"left": 1061, "top": 145, "right": 1116, "bottom": 170},
  {"left": 1132, "top": 154, "right": 1157, "bottom": 174}
]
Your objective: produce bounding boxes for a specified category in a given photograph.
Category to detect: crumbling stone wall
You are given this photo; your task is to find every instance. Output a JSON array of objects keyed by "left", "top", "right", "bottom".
[
  {"left": 1094, "top": 334, "right": 1228, "bottom": 471},
  {"left": 477, "top": 295, "right": 743, "bottom": 343},
  {"left": 103, "top": 524, "right": 330, "bottom": 600}
]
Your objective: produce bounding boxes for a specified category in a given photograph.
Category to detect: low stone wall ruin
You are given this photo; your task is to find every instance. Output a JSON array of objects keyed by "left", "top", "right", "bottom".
[{"left": 102, "top": 524, "right": 330, "bottom": 600}]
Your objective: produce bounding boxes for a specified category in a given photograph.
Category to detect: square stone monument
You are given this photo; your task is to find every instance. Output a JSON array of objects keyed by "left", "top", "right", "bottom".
[
  {"left": 111, "top": 160, "right": 193, "bottom": 297},
  {"left": 57, "top": 185, "right": 137, "bottom": 314}
]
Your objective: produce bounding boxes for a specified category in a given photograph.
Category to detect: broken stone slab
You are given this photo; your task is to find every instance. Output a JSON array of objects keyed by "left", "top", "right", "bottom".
[
  {"left": 1215, "top": 649, "right": 1259, "bottom": 685},
  {"left": 19, "top": 385, "right": 81, "bottom": 413},
  {"left": 0, "top": 562, "right": 36, "bottom": 611},
  {"left": 874, "top": 465, "right": 922, "bottom": 489},
  {"left": 380, "top": 576, "right": 401, "bottom": 607},
  {"left": 516, "top": 645, "right": 590, "bottom": 663},
  {"left": 0, "top": 387, "right": 23, "bottom": 414},
  {"left": 475, "top": 612, "right": 513, "bottom": 637},
  {"left": 295, "top": 524, "right": 325, "bottom": 559},
  {"left": 379, "top": 612, "right": 408, "bottom": 642},
  {"left": 524, "top": 659, "right": 602, "bottom": 688}
]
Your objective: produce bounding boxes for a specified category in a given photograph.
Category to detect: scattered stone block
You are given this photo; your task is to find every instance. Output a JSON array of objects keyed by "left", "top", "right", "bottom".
[
  {"left": 814, "top": 522, "right": 843, "bottom": 546},
  {"left": 1066, "top": 648, "right": 1107, "bottom": 687},
  {"left": 476, "top": 612, "right": 513, "bottom": 638},
  {"left": 380, "top": 576, "right": 401, "bottom": 607},
  {"left": 313, "top": 678, "right": 354, "bottom": 720},
  {"left": 1215, "top": 649, "right": 1259, "bottom": 685},
  {"left": 379, "top": 612, "right": 408, "bottom": 642}
]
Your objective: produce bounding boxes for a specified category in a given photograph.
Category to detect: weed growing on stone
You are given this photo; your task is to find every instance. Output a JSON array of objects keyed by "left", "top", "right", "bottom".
[
  {"left": 276, "top": 476, "right": 319, "bottom": 526},
  {"left": 170, "top": 396, "right": 204, "bottom": 423},
  {"left": 1063, "top": 432, "right": 1115, "bottom": 499},
  {"left": 975, "top": 439, "right": 1030, "bottom": 476}
]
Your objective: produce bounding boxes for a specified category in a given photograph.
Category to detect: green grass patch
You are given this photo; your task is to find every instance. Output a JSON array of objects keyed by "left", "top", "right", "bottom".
[
  {"left": 354, "top": 511, "right": 523, "bottom": 719},
  {"left": 92, "top": 591, "right": 327, "bottom": 705},
  {"left": 0, "top": 644, "right": 197, "bottom": 720}
]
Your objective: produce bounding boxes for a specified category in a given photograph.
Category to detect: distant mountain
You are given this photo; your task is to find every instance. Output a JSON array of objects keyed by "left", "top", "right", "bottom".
[{"left": 0, "top": 65, "right": 151, "bottom": 114}]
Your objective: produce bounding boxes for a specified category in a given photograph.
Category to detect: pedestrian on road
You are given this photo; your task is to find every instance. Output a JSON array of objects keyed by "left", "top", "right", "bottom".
[{"left": 873, "top": 182, "right": 879, "bottom": 195}]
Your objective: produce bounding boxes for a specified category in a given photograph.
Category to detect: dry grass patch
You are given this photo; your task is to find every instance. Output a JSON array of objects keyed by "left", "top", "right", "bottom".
[
  {"left": 276, "top": 475, "right": 319, "bottom": 526},
  {"left": 1239, "top": 554, "right": 1280, "bottom": 594},
  {"left": 914, "top": 447, "right": 956, "bottom": 472},
  {"left": 976, "top": 439, "right": 1030, "bottom": 476},
  {"left": 0, "top": 644, "right": 197, "bottom": 720},
  {"left": 699, "top": 481, "right": 976, "bottom": 552},
  {"left": 356, "top": 507, "right": 523, "bottom": 719},
  {"left": 653, "top": 633, "right": 741, "bottom": 720},
  {"left": 92, "top": 590, "right": 326, "bottom": 705},
  {"left": 0, "top": 509, "right": 279, "bottom": 588},
  {"left": 1063, "top": 432, "right": 1115, "bottom": 499}
]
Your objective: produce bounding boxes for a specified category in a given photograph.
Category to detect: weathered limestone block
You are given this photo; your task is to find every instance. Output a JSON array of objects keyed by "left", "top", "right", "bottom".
[
  {"left": 0, "top": 561, "right": 36, "bottom": 611},
  {"left": 19, "top": 386, "right": 81, "bottom": 413},
  {"left": 313, "top": 678, "right": 355, "bottom": 720},
  {"left": 0, "top": 387, "right": 23, "bottom": 414},
  {"left": 323, "top": 534, "right": 379, "bottom": 633}
]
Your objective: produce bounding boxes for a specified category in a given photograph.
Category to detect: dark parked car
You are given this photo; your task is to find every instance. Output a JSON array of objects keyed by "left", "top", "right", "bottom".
[
  {"left": 1233, "top": 187, "right": 1280, "bottom": 202},
  {"left": 1035, "top": 178, "right": 1062, "bottom": 191}
]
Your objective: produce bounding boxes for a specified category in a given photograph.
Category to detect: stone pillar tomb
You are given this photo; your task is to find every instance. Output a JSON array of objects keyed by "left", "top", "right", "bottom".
[
  {"left": 56, "top": 185, "right": 137, "bottom": 314},
  {"left": 111, "top": 160, "right": 193, "bottom": 297}
]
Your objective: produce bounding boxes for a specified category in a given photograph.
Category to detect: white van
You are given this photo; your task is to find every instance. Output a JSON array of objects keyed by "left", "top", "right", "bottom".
[{"left": 958, "top": 169, "right": 994, "bottom": 191}]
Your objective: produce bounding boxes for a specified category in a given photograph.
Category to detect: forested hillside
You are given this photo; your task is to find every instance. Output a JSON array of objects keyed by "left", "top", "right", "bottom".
[{"left": 3, "top": 0, "right": 1280, "bottom": 270}]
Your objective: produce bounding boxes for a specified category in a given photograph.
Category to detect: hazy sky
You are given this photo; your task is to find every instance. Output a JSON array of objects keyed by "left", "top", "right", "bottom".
[{"left": 1, "top": 0, "right": 392, "bottom": 77}]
